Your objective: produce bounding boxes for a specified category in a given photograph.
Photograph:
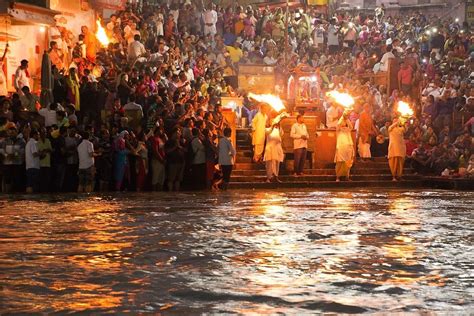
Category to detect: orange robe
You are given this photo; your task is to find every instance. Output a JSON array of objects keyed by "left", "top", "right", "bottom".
[
  {"left": 83, "top": 32, "right": 97, "bottom": 63},
  {"left": 358, "top": 111, "right": 374, "bottom": 158}
]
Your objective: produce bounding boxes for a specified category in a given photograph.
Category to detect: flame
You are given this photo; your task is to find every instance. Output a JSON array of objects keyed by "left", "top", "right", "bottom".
[
  {"left": 248, "top": 93, "right": 286, "bottom": 112},
  {"left": 397, "top": 101, "right": 414, "bottom": 117},
  {"left": 95, "top": 18, "right": 110, "bottom": 47},
  {"left": 326, "top": 90, "right": 355, "bottom": 108}
]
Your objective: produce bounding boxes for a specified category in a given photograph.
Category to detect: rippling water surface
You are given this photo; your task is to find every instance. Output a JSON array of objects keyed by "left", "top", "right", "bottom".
[{"left": 0, "top": 189, "right": 473, "bottom": 314}]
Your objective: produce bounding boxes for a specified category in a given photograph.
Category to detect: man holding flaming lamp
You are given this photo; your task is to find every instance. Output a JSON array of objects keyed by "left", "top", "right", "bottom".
[
  {"left": 388, "top": 101, "right": 413, "bottom": 181},
  {"left": 327, "top": 91, "right": 356, "bottom": 182},
  {"left": 264, "top": 119, "right": 285, "bottom": 183},
  {"left": 249, "top": 93, "right": 288, "bottom": 163}
]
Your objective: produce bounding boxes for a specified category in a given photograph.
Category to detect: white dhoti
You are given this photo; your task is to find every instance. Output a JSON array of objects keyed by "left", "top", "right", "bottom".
[
  {"left": 358, "top": 138, "right": 371, "bottom": 158},
  {"left": 266, "top": 160, "right": 280, "bottom": 178},
  {"left": 264, "top": 127, "right": 284, "bottom": 179},
  {"left": 204, "top": 24, "right": 217, "bottom": 36}
]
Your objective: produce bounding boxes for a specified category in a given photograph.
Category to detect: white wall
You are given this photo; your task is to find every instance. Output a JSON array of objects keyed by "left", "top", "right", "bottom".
[{"left": 3, "top": 24, "right": 48, "bottom": 92}]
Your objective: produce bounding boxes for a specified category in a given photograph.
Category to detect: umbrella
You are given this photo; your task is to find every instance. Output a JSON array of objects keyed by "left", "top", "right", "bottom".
[{"left": 40, "top": 50, "right": 53, "bottom": 108}]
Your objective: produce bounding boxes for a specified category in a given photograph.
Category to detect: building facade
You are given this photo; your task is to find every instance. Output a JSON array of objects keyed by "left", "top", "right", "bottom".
[{"left": 0, "top": 0, "right": 101, "bottom": 93}]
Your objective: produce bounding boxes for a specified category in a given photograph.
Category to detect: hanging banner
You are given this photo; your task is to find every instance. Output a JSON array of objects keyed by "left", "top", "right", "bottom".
[{"left": 92, "top": 0, "right": 126, "bottom": 11}]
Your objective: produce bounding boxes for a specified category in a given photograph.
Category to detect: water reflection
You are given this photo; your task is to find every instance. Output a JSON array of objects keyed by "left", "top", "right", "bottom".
[{"left": 0, "top": 190, "right": 472, "bottom": 314}]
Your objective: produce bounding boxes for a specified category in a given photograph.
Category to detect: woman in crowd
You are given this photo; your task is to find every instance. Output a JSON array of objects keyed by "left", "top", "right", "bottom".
[
  {"left": 134, "top": 132, "right": 149, "bottom": 191},
  {"left": 165, "top": 127, "right": 186, "bottom": 192},
  {"left": 66, "top": 68, "right": 80, "bottom": 111},
  {"left": 114, "top": 130, "right": 130, "bottom": 191}
]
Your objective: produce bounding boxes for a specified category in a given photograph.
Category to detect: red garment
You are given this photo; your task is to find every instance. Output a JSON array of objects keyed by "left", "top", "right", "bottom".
[
  {"left": 136, "top": 157, "right": 147, "bottom": 191},
  {"left": 165, "top": 20, "right": 175, "bottom": 40},
  {"left": 406, "top": 140, "right": 417, "bottom": 156},
  {"left": 206, "top": 160, "right": 215, "bottom": 189},
  {"left": 152, "top": 136, "right": 165, "bottom": 161},
  {"left": 193, "top": 65, "right": 205, "bottom": 78},
  {"left": 398, "top": 66, "right": 413, "bottom": 85}
]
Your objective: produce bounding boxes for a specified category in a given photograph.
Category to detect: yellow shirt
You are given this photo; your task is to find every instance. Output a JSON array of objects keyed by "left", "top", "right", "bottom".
[
  {"left": 201, "top": 82, "right": 209, "bottom": 97},
  {"left": 226, "top": 46, "right": 242, "bottom": 63}
]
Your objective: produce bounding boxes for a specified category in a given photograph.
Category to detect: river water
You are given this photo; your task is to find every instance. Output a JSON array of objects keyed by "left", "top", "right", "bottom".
[{"left": 0, "top": 189, "right": 472, "bottom": 314}]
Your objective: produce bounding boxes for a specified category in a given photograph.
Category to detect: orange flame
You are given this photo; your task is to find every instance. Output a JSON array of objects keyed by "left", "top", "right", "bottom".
[
  {"left": 397, "top": 101, "right": 414, "bottom": 117},
  {"left": 95, "top": 18, "right": 110, "bottom": 47},
  {"left": 248, "top": 93, "right": 286, "bottom": 112},
  {"left": 326, "top": 90, "right": 355, "bottom": 108}
]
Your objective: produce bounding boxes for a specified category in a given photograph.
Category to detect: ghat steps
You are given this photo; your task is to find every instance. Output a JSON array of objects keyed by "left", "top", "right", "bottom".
[{"left": 230, "top": 128, "right": 422, "bottom": 189}]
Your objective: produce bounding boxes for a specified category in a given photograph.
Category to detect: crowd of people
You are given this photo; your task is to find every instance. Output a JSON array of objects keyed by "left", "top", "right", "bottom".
[{"left": 0, "top": 1, "right": 473, "bottom": 193}]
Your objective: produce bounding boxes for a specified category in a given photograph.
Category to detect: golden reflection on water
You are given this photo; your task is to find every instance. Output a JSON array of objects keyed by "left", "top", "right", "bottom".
[
  {"left": 48, "top": 283, "right": 124, "bottom": 311},
  {"left": 1, "top": 190, "right": 464, "bottom": 313},
  {"left": 9, "top": 200, "right": 137, "bottom": 312},
  {"left": 234, "top": 192, "right": 446, "bottom": 300}
]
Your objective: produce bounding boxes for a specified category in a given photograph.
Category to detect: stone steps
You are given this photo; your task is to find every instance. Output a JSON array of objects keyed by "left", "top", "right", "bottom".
[
  {"left": 235, "top": 157, "right": 394, "bottom": 164},
  {"left": 228, "top": 179, "right": 424, "bottom": 189},
  {"left": 236, "top": 151, "right": 253, "bottom": 158},
  {"left": 232, "top": 168, "right": 414, "bottom": 176},
  {"left": 234, "top": 161, "right": 408, "bottom": 170},
  {"left": 230, "top": 174, "right": 419, "bottom": 182},
  {"left": 230, "top": 130, "right": 423, "bottom": 188}
]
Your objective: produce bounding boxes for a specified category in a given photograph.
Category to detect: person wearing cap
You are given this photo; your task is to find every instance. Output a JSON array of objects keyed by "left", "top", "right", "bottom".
[
  {"left": 0, "top": 122, "right": 26, "bottom": 192},
  {"left": 14, "top": 59, "right": 30, "bottom": 93}
]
